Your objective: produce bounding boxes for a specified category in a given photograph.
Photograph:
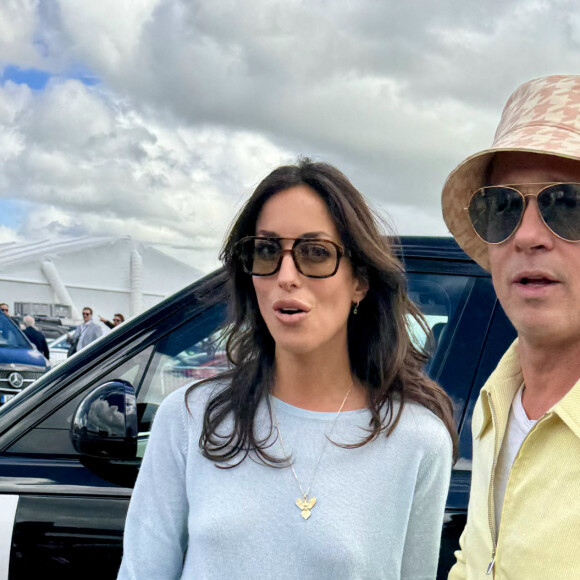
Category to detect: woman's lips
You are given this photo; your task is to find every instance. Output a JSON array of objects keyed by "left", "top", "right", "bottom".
[
  {"left": 272, "top": 299, "right": 310, "bottom": 323},
  {"left": 274, "top": 309, "right": 310, "bottom": 324}
]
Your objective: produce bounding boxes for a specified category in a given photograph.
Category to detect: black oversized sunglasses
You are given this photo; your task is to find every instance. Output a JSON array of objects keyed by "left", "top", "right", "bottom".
[
  {"left": 236, "top": 236, "right": 344, "bottom": 278},
  {"left": 466, "top": 182, "right": 580, "bottom": 244}
]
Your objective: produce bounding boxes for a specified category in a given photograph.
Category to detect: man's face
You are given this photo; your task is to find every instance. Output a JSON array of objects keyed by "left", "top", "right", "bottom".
[
  {"left": 0, "top": 305, "right": 8, "bottom": 316},
  {"left": 488, "top": 151, "right": 580, "bottom": 347},
  {"left": 82, "top": 310, "right": 92, "bottom": 322}
]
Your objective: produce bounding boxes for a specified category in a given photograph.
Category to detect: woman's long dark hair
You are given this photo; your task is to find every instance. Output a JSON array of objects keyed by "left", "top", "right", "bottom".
[{"left": 188, "top": 158, "right": 458, "bottom": 466}]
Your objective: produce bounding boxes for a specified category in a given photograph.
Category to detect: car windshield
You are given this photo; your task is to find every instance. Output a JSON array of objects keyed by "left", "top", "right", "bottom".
[{"left": 0, "top": 314, "right": 30, "bottom": 348}]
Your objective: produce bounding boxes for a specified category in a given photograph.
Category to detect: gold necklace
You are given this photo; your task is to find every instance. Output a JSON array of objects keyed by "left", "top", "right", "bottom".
[{"left": 270, "top": 387, "right": 352, "bottom": 520}]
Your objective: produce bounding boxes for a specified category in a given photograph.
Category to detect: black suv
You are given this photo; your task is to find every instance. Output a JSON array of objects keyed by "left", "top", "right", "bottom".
[{"left": 0, "top": 237, "right": 516, "bottom": 579}]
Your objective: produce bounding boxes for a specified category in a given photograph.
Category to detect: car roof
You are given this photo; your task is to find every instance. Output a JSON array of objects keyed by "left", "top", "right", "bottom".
[{"left": 394, "top": 236, "right": 472, "bottom": 261}]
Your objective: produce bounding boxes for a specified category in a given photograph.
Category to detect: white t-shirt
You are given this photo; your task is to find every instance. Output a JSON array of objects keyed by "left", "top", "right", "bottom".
[{"left": 494, "top": 383, "right": 538, "bottom": 531}]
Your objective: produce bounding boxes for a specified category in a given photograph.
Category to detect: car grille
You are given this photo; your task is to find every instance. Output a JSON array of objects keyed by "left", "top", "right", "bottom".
[
  {"left": 0, "top": 370, "right": 45, "bottom": 392},
  {"left": 0, "top": 371, "right": 44, "bottom": 381}
]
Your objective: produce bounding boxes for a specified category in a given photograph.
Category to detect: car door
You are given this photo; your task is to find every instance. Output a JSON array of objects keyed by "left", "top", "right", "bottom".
[
  {"left": 403, "top": 252, "right": 516, "bottom": 578},
  {"left": 0, "top": 273, "right": 228, "bottom": 580}
]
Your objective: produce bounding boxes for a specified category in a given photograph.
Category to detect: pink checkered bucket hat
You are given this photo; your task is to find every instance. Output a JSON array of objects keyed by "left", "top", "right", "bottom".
[{"left": 441, "top": 75, "right": 580, "bottom": 270}]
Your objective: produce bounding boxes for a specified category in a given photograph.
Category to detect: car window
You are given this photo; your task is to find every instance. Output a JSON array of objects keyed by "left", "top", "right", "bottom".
[
  {"left": 407, "top": 273, "right": 473, "bottom": 361},
  {"left": 132, "top": 305, "right": 229, "bottom": 455},
  {"left": 0, "top": 315, "right": 29, "bottom": 349},
  {"left": 134, "top": 332, "right": 228, "bottom": 458},
  {"left": 138, "top": 331, "right": 228, "bottom": 402},
  {"left": 139, "top": 327, "right": 228, "bottom": 400}
]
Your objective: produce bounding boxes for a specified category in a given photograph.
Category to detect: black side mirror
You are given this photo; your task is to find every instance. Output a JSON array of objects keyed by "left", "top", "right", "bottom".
[{"left": 71, "top": 380, "right": 138, "bottom": 460}]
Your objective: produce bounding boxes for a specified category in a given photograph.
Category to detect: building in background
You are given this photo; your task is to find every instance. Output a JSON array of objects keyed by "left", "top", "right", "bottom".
[{"left": 0, "top": 236, "right": 203, "bottom": 325}]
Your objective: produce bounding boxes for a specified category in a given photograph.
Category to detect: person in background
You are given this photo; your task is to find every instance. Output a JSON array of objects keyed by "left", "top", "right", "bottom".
[
  {"left": 118, "top": 159, "right": 456, "bottom": 580},
  {"left": 68, "top": 307, "right": 103, "bottom": 357},
  {"left": 0, "top": 303, "right": 22, "bottom": 329},
  {"left": 99, "top": 313, "right": 125, "bottom": 329},
  {"left": 22, "top": 315, "right": 50, "bottom": 360},
  {"left": 443, "top": 75, "right": 580, "bottom": 579}
]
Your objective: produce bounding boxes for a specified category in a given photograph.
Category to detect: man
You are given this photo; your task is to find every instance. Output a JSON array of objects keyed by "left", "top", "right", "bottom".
[
  {"left": 22, "top": 315, "right": 50, "bottom": 359},
  {"left": 0, "top": 302, "right": 21, "bottom": 329},
  {"left": 99, "top": 312, "right": 125, "bottom": 329},
  {"left": 442, "top": 75, "right": 580, "bottom": 579},
  {"left": 69, "top": 306, "right": 103, "bottom": 356}
]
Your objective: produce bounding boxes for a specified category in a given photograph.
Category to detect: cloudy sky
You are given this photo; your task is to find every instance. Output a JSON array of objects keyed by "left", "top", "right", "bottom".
[{"left": 1, "top": 0, "right": 580, "bottom": 272}]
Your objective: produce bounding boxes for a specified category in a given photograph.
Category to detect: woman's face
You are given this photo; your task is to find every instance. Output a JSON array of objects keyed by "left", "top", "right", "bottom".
[{"left": 252, "top": 185, "right": 367, "bottom": 359}]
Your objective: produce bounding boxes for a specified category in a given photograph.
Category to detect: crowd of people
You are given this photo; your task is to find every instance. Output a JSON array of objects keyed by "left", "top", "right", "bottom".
[{"left": 0, "top": 302, "right": 125, "bottom": 360}]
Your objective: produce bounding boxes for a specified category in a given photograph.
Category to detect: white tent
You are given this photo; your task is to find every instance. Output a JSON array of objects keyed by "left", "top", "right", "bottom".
[{"left": 0, "top": 236, "right": 204, "bottom": 324}]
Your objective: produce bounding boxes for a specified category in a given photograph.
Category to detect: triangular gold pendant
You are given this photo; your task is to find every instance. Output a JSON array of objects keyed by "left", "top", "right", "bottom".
[{"left": 296, "top": 496, "right": 317, "bottom": 519}]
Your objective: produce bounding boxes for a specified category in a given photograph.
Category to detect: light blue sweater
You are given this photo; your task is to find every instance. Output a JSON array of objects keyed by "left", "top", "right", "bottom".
[{"left": 118, "top": 383, "right": 452, "bottom": 579}]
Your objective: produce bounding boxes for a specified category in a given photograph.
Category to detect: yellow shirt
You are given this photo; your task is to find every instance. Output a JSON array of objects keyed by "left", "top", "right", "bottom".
[{"left": 449, "top": 339, "right": 580, "bottom": 579}]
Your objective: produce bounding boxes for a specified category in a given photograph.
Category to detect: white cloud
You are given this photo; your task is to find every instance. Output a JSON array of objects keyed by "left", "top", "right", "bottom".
[
  {"left": 2, "top": 0, "right": 580, "bottom": 270},
  {"left": 57, "top": 0, "right": 160, "bottom": 72},
  {"left": 0, "top": 78, "right": 291, "bottom": 270},
  {"left": 0, "top": 0, "right": 41, "bottom": 68},
  {"left": 0, "top": 224, "right": 20, "bottom": 243}
]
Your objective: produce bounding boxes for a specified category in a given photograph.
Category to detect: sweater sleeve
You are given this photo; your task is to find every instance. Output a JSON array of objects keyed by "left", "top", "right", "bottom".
[
  {"left": 117, "top": 389, "right": 190, "bottom": 580},
  {"left": 400, "top": 424, "right": 453, "bottom": 580}
]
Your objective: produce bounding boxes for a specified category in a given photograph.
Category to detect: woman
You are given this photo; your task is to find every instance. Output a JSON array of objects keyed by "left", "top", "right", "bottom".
[{"left": 118, "top": 159, "right": 456, "bottom": 580}]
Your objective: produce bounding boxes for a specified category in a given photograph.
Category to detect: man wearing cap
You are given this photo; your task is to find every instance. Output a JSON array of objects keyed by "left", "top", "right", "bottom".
[{"left": 443, "top": 75, "right": 580, "bottom": 579}]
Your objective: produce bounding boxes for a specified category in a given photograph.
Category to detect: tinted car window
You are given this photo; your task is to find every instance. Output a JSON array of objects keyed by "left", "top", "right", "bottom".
[
  {"left": 0, "top": 315, "right": 29, "bottom": 349},
  {"left": 407, "top": 273, "right": 473, "bottom": 358},
  {"left": 138, "top": 331, "right": 228, "bottom": 408}
]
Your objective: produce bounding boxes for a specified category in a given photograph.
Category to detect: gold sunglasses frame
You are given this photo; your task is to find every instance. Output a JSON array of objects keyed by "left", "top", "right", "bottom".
[{"left": 464, "top": 182, "right": 580, "bottom": 245}]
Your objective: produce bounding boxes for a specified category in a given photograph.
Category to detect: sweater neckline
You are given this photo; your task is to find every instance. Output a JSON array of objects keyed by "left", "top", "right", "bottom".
[{"left": 270, "top": 395, "right": 368, "bottom": 420}]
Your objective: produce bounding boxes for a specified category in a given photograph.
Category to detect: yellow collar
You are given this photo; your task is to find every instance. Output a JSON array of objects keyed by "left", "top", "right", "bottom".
[{"left": 474, "top": 338, "right": 580, "bottom": 441}]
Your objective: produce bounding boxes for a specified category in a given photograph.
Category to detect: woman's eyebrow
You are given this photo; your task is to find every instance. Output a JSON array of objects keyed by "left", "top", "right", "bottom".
[
  {"left": 255, "top": 229, "right": 279, "bottom": 237},
  {"left": 255, "top": 230, "right": 332, "bottom": 238},
  {"left": 300, "top": 231, "right": 332, "bottom": 238}
]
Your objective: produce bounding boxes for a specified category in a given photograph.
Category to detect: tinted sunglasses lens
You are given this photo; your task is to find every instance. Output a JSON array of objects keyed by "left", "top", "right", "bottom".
[
  {"left": 469, "top": 187, "right": 524, "bottom": 243},
  {"left": 240, "top": 238, "right": 281, "bottom": 275},
  {"left": 538, "top": 184, "right": 580, "bottom": 241},
  {"left": 295, "top": 240, "right": 338, "bottom": 277}
]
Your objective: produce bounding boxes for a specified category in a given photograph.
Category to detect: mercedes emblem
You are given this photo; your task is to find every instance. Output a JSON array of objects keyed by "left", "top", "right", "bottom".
[{"left": 8, "top": 372, "right": 24, "bottom": 389}]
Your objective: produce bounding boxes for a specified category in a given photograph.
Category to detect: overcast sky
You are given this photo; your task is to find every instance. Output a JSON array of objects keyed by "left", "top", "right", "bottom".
[{"left": 1, "top": 0, "right": 580, "bottom": 272}]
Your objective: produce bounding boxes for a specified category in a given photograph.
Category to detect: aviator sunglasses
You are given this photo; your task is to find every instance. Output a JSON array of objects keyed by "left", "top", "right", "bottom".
[
  {"left": 236, "top": 236, "right": 344, "bottom": 278},
  {"left": 466, "top": 182, "right": 580, "bottom": 244}
]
